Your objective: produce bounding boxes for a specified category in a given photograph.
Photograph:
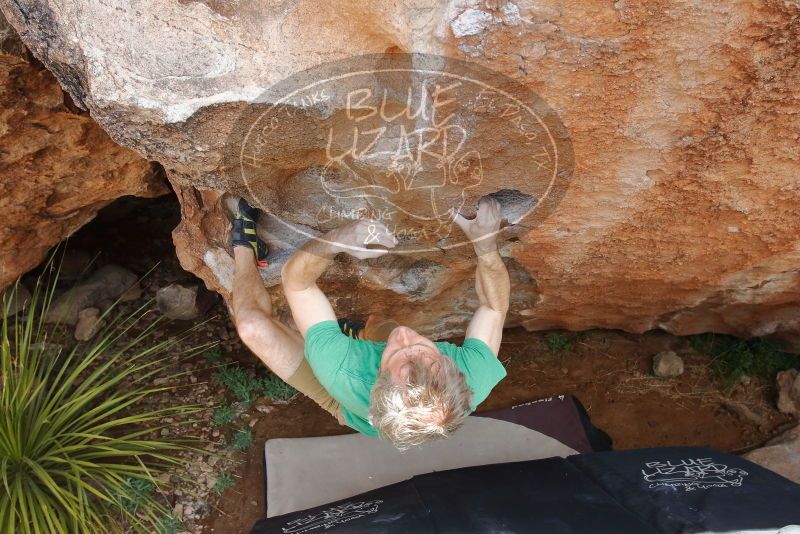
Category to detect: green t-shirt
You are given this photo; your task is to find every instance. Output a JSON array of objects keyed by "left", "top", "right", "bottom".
[{"left": 303, "top": 320, "right": 507, "bottom": 436}]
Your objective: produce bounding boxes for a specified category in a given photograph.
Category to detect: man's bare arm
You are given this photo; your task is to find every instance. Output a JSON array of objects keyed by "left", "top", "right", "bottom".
[
  {"left": 467, "top": 249, "right": 510, "bottom": 354},
  {"left": 281, "top": 238, "right": 340, "bottom": 337},
  {"left": 455, "top": 198, "right": 510, "bottom": 355},
  {"left": 281, "top": 221, "right": 397, "bottom": 336}
]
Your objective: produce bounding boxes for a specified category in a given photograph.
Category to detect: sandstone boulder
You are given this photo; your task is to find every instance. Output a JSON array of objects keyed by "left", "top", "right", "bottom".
[
  {"left": 744, "top": 425, "right": 800, "bottom": 484},
  {"left": 156, "top": 283, "right": 216, "bottom": 321},
  {"left": 74, "top": 307, "right": 104, "bottom": 341},
  {"left": 652, "top": 351, "right": 684, "bottom": 378},
  {"left": 1, "top": 1, "right": 799, "bottom": 341},
  {"left": 0, "top": 11, "right": 166, "bottom": 291},
  {"left": 45, "top": 264, "right": 139, "bottom": 325},
  {"left": 777, "top": 370, "right": 800, "bottom": 417}
]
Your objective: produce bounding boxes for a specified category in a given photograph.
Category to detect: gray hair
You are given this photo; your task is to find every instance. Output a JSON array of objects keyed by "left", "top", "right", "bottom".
[{"left": 368, "top": 355, "right": 472, "bottom": 450}]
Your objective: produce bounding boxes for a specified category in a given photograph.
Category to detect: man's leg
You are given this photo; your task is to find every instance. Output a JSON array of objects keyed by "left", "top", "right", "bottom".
[
  {"left": 232, "top": 246, "right": 301, "bottom": 379},
  {"left": 232, "top": 245, "right": 344, "bottom": 422}
]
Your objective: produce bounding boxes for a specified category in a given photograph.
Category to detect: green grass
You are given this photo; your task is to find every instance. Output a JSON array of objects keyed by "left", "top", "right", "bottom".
[
  {"left": 690, "top": 333, "right": 799, "bottom": 393},
  {"left": 230, "top": 428, "right": 253, "bottom": 450},
  {"left": 0, "top": 258, "right": 208, "bottom": 533},
  {"left": 255, "top": 374, "right": 297, "bottom": 402},
  {"left": 203, "top": 346, "right": 223, "bottom": 365},
  {"left": 213, "top": 473, "right": 235, "bottom": 495},
  {"left": 212, "top": 405, "right": 236, "bottom": 426},
  {"left": 113, "top": 478, "right": 155, "bottom": 514},
  {"left": 156, "top": 512, "right": 185, "bottom": 534},
  {"left": 214, "top": 365, "right": 257, "bottom": 405},
  {"left": 214, "top": 363, "right": 297, "bottom": 405},
  {"left": 544, "top": 332, "right": 573, "bottom": 354}
]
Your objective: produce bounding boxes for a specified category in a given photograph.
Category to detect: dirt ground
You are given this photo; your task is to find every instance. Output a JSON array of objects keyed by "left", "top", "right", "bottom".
[
  {"left": 64, "top": 194, "right": 794, "bottom": 533},
  {"left": 203, "top": 327, "right": 793, "bottom": 534}
]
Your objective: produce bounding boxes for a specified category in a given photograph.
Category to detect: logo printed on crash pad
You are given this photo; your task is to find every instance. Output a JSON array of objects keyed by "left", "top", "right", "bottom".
[
  {"left": 641, "top": 457, "right": 748, "bottom": 491},
  {"left": 281, "top": 500, "right": 383, "bottom": 533}
]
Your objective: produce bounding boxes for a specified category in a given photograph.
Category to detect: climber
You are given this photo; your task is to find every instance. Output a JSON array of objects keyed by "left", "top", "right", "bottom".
[{"left": 230, "top": 196, "right": 510, "bottom": 449}]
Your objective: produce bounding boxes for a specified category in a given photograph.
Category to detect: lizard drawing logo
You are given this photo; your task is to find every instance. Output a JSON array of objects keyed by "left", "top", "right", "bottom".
[
  {"left": 642, "top": 458, "right": 748, "bottom": 491},
  {"left": 231, "top": 53, "right": 574, "bottom": 253},
  {"left": 320, "top": 123, "right": 483, "bottom": 239},
  {"left": 281, "top": 500, "right": 383, "bottom": 533}
]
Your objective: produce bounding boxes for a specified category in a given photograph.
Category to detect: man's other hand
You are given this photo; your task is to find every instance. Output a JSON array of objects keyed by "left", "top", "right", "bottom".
[
  {"left": 454, "top": 196, "right": 502, "bottom": 254},
  {"left": 327, "top": 220, "right": 398, "bottom": 259}
]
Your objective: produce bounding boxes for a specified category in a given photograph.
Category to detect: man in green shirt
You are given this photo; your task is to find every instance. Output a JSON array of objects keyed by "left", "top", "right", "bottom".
[{"left": 231, "top": 196, "right": 509, "bottom": 449}]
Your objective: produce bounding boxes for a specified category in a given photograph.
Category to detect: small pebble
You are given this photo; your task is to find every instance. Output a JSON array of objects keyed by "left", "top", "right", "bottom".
[
  {"left": 740, "top": 375, "right": 752, "bottom": 386},
  {"left": 653, "top": 351, "right": 685, "bottom": 378}
]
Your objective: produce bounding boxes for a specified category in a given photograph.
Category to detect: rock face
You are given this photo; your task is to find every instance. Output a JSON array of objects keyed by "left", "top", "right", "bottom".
[
  {"left": 1, "top": 1, "right": 799, "bottom": 341},
  {"left": 0, "top": 12, "right": 165, "bottom": 291},
  {"left": 652, "top": 351, "right": 684, "bottom": 378},
  {"left": 74, "top": 307, "right": 103, "bottom": 341},
  {"left": 156, "top": 283, "right": 216, "bottom": 321},
  {"left": 777, "top": 369, "right": 800, "bottom": 416},
  {"left": 744, "top": 425, "right": 800, "bottom": 484},
  {"left": 45, "top": 264, "right": 139, "bottom": 325}
]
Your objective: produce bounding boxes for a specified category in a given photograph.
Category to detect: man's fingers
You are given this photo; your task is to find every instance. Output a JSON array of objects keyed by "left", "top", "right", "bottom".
[
  {"left": 374, "top": 232, "right": 397, "bottom": 248},
  {"left": 477, "top": 198, "right": 491, "bottom": 223},
  {"left": 477, "top": 197, "right": 502, "bottom": 225},
  {"left": 454, "top": 212, "right": 471, "bottom": 232},
  {"left": 379, "top": 223, "right": 399, "bottom": 246},
  {"left": 355, "top": 220, "right": 397, "bottom": 247}
]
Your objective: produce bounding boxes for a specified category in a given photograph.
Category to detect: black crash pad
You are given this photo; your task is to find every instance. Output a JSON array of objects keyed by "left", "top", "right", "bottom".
[{"left": 252, "top": 447, "right": 800, "bottom": 534}]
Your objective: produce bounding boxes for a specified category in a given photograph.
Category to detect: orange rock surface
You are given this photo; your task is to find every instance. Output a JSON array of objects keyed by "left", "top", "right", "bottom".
[
  {"left": 0, "top": 12, "right": 165, "bottom": 289},
  {"left": 1, "top": 1, "right": 798, "bottom": 345}
]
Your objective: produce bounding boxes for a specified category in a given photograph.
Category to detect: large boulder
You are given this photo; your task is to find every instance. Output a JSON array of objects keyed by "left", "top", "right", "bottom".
[
  {"left": 0, "top": 11, "right": 166, "bottom": 291},
  {"left": 744, "top": 425, "right": 800, "bottom": 484},
  {"left": 1, "top": 0, "right": 798, "bottom": 341},
  {"left": 777, "top": 369, "right": 800, "bottom": 416},
  {"left": 45, "top": 264, "right": 139, "bottom": 325}
]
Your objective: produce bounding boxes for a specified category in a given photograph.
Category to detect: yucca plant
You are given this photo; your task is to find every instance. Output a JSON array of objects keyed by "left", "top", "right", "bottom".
[{"left": 0, "top": 259, "right": 209, "bottom": 533}]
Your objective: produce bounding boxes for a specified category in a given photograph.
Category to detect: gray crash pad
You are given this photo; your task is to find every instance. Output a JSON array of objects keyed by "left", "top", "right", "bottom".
[{"left": 264, "top": 413, "right": 577, "bottom": 517}]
